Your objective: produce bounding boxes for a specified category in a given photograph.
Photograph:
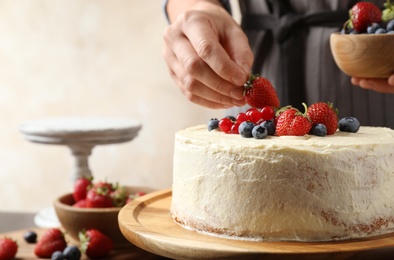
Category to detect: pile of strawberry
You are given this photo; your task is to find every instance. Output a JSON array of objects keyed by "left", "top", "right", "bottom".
[
  {"left": 208, "top": 74, "right": 360, "bottom": 138},
  {"left": 72, "top": 177, "right": 146, "bottom": 208},
  {"left": 342, "top": 0, "right": 394, "bottom": 34},
  {"left": 0, "top": 227, "right": 113, "bottom": 259}
]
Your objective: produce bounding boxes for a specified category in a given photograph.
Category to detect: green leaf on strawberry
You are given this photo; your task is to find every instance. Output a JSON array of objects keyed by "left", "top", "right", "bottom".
[{"left": 383, "top": 0, "right": 394, "bottom": 22}]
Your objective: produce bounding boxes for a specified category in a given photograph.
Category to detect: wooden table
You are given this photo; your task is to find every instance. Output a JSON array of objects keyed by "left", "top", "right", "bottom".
[
  {"left": 0, "top": 211, "right": 169, "bottom": 259},
  {"left": 0, "top": 227, "right": 170, "bottom": 259}
]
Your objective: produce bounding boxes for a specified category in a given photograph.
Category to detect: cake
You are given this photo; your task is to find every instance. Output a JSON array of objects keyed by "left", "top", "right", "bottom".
[{"left": 171, "top": 125, "right": 394, "bottom": 241}]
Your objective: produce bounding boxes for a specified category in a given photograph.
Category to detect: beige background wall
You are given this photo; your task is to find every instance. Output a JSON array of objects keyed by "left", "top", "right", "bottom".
[{"left": 0, "top": 0, "right": 240, "bottom": 213}]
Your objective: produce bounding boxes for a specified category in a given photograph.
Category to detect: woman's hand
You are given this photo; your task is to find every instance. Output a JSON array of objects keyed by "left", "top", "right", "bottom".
[
  {"left": 163, "top": 1, "right": 253, "bottom": 109},
  {"left": 351, "top": 74, "right": 394, "bottom": 94}
]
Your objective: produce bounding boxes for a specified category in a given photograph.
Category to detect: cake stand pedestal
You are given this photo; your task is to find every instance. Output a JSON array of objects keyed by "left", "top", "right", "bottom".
[
  {"left": 20, "top": 117, "right": 142, "bottom": 181},
  {"left": 20, "top": 117, "right": 142, "bottom": 227}
]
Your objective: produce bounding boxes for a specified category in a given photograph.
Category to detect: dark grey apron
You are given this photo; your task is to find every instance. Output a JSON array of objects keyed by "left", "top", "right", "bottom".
[{"left": 229, "top": 0, "right": 394, "bottom": 128}]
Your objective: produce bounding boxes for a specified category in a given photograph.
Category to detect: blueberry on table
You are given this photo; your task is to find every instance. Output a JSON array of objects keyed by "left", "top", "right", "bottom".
[
  {"left": 23, "top": 230, "right": 37, "bottom": 243},
  {"left": 63, "top": 245, "right": 81, "bottom": 260},
  {"left": 51, "top": 251, "right": 65, "bottom": 260},
  {"left": 338, "top": 117, "right": 360, "bottom": 133}
]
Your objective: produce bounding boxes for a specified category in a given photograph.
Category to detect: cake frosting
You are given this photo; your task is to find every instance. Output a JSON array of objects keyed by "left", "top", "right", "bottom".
[{"left": 171, "top": 125, "right": 394, "bottom": 241}]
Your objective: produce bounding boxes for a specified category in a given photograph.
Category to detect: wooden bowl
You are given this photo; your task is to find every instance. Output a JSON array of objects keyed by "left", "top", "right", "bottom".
[
  {"left": 330, "top": 32, "right": 394, "bottom": 78},
  {"left": 53, "top": 186, "right": 155, "bottom": 248}
]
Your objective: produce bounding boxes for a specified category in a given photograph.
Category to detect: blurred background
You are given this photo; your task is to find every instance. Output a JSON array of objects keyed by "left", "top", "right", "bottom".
[{"left": 0, "top": 0, "right": 240, "bottom": 213}]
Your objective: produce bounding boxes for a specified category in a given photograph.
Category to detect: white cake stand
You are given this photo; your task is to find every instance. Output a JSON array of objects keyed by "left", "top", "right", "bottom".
[
  {"left": 20, "top": 117, "right": 142, "bottom": 228},
  {"left": 20, "top": 117, "right": 142, "bottom": 181}
]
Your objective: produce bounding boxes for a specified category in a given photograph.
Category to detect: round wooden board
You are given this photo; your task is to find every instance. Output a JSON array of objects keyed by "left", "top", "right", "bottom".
[{"left": 118, "top": 189, "right": 394, "bottom": 260}]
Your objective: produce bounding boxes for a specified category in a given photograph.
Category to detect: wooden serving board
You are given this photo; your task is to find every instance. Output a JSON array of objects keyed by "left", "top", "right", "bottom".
[
  {"left": 0, "top": 227, "right": 167, "bottom": 259},
  {"left": 119, "top": 189, "right": 394, "bottom": 260}
]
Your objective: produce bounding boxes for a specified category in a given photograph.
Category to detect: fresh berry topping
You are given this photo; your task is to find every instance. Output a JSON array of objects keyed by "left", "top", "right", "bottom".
[
  {"left": 306, "top": 102, "right": 338, "bottom": 135},
  {"left": 208, "top": 118, "right": 219, "bottom": 131},
  {"left": 239, "top": 121, "right": 256, "bottom": 138},
  {"left": 260, "top": 120, "right": 276, "bottom": 135},
  {"left": 63, "top": 245, "right": 81, "bottom": 260},
  {"left": 23, "top": 230, "right": 37, "bottom": 243},
  {"left": 338, "top": 117, "right": 360, "bottom": 133},
  {"left": 218, "top": 117, "right": 233, "bottom": 133},
  {"left": 0, "top": 237, "right": 18, "bottom": 260},
  {"left": 252, "top": 125, "right": 268, "bottom": 139},
  {"left": 231, "top": 122, "right": 241, "bottom": 134},
  {"left": 236, "top": 112, "right": 248, "bottom": 123},
  {"left": 246, "top": 108, "right": 262, "bottom": 124},
  {"left": 275, "top": 104, "right": 312, "bottom": 136},
  {"left": 34, "top": 228, "right": 67, "bottom": 258},
  {"left": 79, "top": 229, "right": 113, "bottom": 259},
  {"left": 346, "top": 2, "right": 382, "bottom": 33},
  {"left": 244, "top": 74, "right": 280, "bottom": 109},
  {"left": 309, "top": 123, "right": 327, "bottom": 137},
  {"left": 226, "top": 115, "right": 236, "bottom": 121},
  {"left": 260, "top": 106, "right": 276, "bottom": 121}
]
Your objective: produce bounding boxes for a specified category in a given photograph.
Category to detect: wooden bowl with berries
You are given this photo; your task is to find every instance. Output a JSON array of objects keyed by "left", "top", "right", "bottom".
[
  {"left": 330, "top": 1, "right": 394, "bottom": 79},
  {"left": 330, "top": 32, "right": 394, "bottom": 78},
  {"left": 53, "top": 178, "right": 155, "bottom": 248}
]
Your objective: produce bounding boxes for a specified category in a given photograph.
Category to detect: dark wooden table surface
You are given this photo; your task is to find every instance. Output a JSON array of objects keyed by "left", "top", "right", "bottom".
[{"left": 0, "top": 211, "right": 170, "bottom": 259}]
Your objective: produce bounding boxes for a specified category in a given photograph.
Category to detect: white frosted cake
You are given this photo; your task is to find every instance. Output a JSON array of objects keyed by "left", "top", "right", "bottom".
[{"left": 171, "top": 125, "right": 394, "bottom": 241}]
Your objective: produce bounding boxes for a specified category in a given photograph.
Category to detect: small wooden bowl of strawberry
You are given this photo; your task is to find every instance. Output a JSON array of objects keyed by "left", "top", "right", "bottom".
[
  {"left": 330, "top": 2, "right": 394, "bottom": 78},
  {"left": 53, "top": 178, "right": 154, "bottom": 248},
  {"left": 330, "top": 32, "right": 394, "bottom": 78}
]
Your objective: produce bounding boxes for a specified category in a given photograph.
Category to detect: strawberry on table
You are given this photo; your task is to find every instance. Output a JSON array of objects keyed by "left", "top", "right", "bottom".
[
  {"left": 79, "top": 229, "right": 113, "bottom": 259},
  {"left": 0, "top": 237, "right": 18, "bottom": 260},
  {"left": 307, "top": 102, "right": 338, "bottom": 135},
  {"left": 244, "top": 74, "right": 280, "bottom": 109},
  {"left": 276, "top": 104, "right": 312, "bottom": 136},
  {"left": 34, "top": 228, "right": 67, "bottom": 258}
]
